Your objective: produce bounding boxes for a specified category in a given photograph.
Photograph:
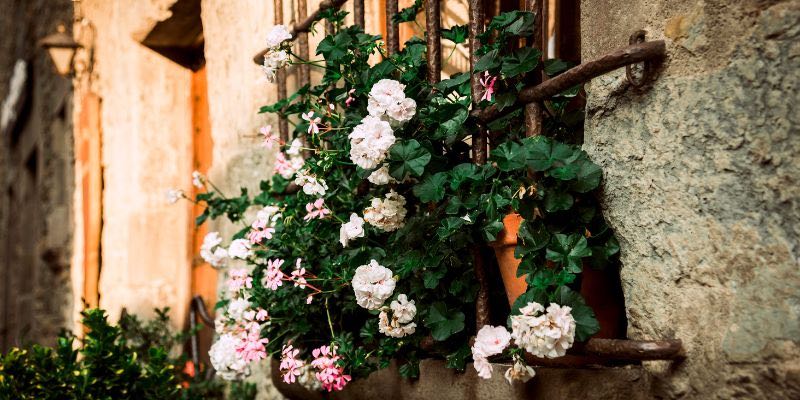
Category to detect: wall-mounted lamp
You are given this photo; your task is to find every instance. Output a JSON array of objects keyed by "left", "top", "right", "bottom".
[{"left": 39, "top": 24, "right": 82, "bottom": 76}]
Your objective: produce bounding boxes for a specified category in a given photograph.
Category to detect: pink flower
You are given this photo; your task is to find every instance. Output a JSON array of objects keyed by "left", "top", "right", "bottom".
[
  {"left": 302, "top": 111, "right": 322, "bottom": 134},
  {"left": 306, "top": 295, "right": 313, "bottom": 304},
  {"left": 227, "top": 269, "right": 253, "bottom": 292},
  {"left": 236, "top": 331, "right": 269, "bottom": 363},
  {"left": 255, "top": 308, "right": 269, "bottom": 321},
  {"left": 275, "top": 152, "right": 293, "bottom": 175},
  {"left": 247, "top": 220, "right": 276, "bottom": 244},
  {"left": 304, "top": 198, "right": 331, "bottom": 221},
  {"left": 479, "top": 72, "right": 497, "bottom": 102},
  {"left": 260, "top": 125, "right": 279, "bottom": 148},
  {"left": 279, "top": 344, "right": 305, "bottom": 384},
  {"left": 311, "top": 345, "right": 352, "bottom": 392},
  {"left": 345, "top": 89, "right": 357, "bottom": 107},
  {"left": 262, "top": 258, "right": 285, "bottom": 290}
]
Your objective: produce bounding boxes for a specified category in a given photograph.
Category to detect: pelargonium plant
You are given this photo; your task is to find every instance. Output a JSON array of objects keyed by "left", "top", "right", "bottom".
[{"left": 174, "top": 7, "right": 620, "bottom": 392}]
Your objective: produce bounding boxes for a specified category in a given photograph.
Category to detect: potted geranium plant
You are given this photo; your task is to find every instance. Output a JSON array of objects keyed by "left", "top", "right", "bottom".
[{"left": 173, "top": 6, "right": 621, "bottom": 396}]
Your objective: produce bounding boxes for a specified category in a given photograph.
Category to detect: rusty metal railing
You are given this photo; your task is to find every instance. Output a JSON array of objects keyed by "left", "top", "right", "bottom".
[{"left": 246, "top": 0, "right": 680, "bottom": 363}]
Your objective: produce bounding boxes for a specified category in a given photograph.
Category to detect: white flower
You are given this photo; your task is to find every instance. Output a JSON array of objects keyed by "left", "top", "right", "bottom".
[
  {"left": 261, "top": 50, "right": 289, "bottom": 83},
  {"left": 386, "top": 97, "right": 417, "bottom": 123},
  {"left": 192, "top": 170, "right": 205, "bottom": 188},
  {"left": 294, "top": 170, "right": 328, "bottom": 196},
  {"left": 510, "top": 302, "right": 576, "bottom": 359},
  {"left": 472, "top": 325, "right": 511, "bottom": 358},
  {"left": 200, "top": 232, "right": 228, "bottom": 268},
  {"left": 504, "top": 357, "right": 535, "bottom": 384},
  {"left": 390, "top": 294, "right": 416, "bottom": 324},
  {"left": 351, "top": 260, "right": 396, "bottom": 310},
  {"left": 209, "top": 333, "right": 249, "bottom": 381},
  {"left": 265, "top": 25, "right": 293, "bottom": 48},
  {"left": 379, "top": 294, "right": 417, "bottom": 338},
  {"left": 165, "top": 188, "right": 184, "bottom": 204},
  {"left": 363, "top": 190, "right": 407, "bottom": 232},
  {"left": 339, "top": 213, "right": 365, "bottom": 247},
  {"left": 379, "top": 310, "right": 417, "bottom": 338},
  {"left": 473, "top": 356, "right": 493, "bottom": 379},
  {"left": 256, "top": 205, "right": 282, "bottom": 225},
  {"left": 228, "top": 239, "right": 253, "bottom": 259},
  {"left": 367, "top": 164, "right": 396, "bottom": 185},
  {"left": 367, "top": 79, "right": 416, "bottom": 124},
  {"left": 226, "top": 298, "right": 251, "bottom": 321},
  {"left": 348, "top": 116, "right": 395, "bottom": 169},
  {"left": 286, "top": 138, "right": 303, "bottom": 156}
]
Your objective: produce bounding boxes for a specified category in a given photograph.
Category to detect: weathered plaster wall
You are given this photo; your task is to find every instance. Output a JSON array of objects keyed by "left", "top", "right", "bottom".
[
  {"left": 82, "top": 0, "right": 194, "bottom": 325},
  {"left": 581, "top": 0, "right": 800, "bottom": 398},
  {"left": 0, "top": 0, "right": 76, "bottom": 348}
]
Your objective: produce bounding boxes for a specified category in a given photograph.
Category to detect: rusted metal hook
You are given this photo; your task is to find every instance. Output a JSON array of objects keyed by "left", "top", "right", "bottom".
[{"left": 625, "top": 30, "right": 653, "bottom": 87}]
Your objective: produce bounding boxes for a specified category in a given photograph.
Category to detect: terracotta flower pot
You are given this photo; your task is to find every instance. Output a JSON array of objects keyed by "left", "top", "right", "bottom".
[{"left": 489, "top": 213, "right": 528, "bottom": 306}]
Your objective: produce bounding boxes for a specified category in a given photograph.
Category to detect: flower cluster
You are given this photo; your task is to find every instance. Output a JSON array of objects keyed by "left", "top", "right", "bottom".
[
  {"left": 367, "top": 164, "right": 395, "bottom": 185},
  {"left": 339, "top": 213, "right": 365, "bottom": 247},
  {"left": 228, "top": 238, "right": 253, "bottom": 259},
  {"left": 279, "top": 344, "right": 304, "bottom": 384},
  {"left": 209, "top": 269, "right": 270, "bottom": 381},
  {"left": 378, "top": 294, "right": 417, "bottom": 338},
  {"left": 470, "top": 325, "right": 511, "bottom": 379},
  {"left": 363, "top": 190, "right": 407, "bottom": 232},
  {"left": 351, "top": 260, "right": 396, "bottom": 310},
  {"left": 510, "top": 302, "right": 576, "bottom": 359},
  {"left": 294, "top": 170, "right": 328, "bottom": 196},
  {"left": 200, "top": 231, "right": 228, "bottom": 268},
  {"left": 348, "top": 116, "right": 395, "bottom": 169},
  {"left": 262, "top": 25, "right": 292, "bottom": 83},
  {"left": 275, "top": 151, "right": 305, "bottom": 179},
  {"left": 367, "top": 79, "right": 417, "bottom": 124},
  {"left": 247, "top": 206, "right": 281, "bottom": 244},
  {"left": 310, "top": 346, "right": 351, "bottom": 392}
]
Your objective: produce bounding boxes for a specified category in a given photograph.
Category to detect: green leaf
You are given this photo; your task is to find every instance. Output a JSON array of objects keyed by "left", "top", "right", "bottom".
[
  {"left": 436, "top": 217, "right": 465, "bottom": 240},
  {"left": 543, "top": 189, "right": 573, "bottom": 212},
  {"left": 490, "top": 141, "right": 527, "bottom": 171},
  {"left": 435, "top": 72, "right": 470, "bottom": 92},
  {"left": 316, "top": 31, "right": 353, "bottom": 63},
  {"left": 544, "top": 59, "right": 570, "bottom": 76},
  {"left": 448, "top": 163, "right": 479, "bottom": 190},
  {"left": 483, "top": 219, "right": 505, "bottom": 242},
  {"left": 515, "top": 220, "right": 550, "bottom": 258},
  {"left": 546, "top": 233, "right": 591, "bottom": 273},
  {"left": 436, "top": 106, "right": 468, "bottom": 143},
  {"left": 501, "top": 47, "right": 541, "bottom": 78},
  {"left": 389, "top": 139, "right": 431, "bottom": 178},
  {"left": 445, "top": 345, "right": 471, "bottom": 371},
  {"left": 413, "top": 172, "right": 448, "bottom": 203},
  {"left": 423, "top": 268, "right": 446, "bottom": 289},
  {"left": 555, "top": 286, "right": 600, "bottom": 341},
  {"left": 569, "top": 159, "right": 603, "bottom": 193},
  {"left": 393, "top": 0, "right": 423, "bottom": 23},
  {"left": 441, "top": 25, "right": 468, "bottom": 44},
  {"left": 399, "top": 360, "right": 420, "bottom": 378},
  {"left": 425, "top": 302, "right": 465, "bottom": 341},
  {"left": 529, "top": 269, "right": 575, "bottom": 290},
  {"left": 523, "top": 136, "right": 576, "bottom": 171},
  {"left": 474, "top": 49, "right": 500, "bottom": 72}
]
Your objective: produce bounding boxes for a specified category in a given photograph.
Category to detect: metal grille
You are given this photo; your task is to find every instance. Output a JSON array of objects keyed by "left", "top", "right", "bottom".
[{"left": 238, "top": 0, "right": 682, "bottom": 364}]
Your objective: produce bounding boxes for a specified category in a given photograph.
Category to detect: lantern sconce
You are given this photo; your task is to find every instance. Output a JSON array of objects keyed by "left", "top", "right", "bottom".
[{"left": 38, "top": 0, "right": 95, "bottom": 79}]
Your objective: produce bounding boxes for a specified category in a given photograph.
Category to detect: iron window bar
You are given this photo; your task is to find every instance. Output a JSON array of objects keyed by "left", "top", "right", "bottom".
[{"left": 239, "top": 0, "right": 682, "bottom": 363}]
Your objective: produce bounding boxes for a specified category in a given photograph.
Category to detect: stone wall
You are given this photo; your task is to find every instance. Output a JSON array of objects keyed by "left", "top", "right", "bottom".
[
  {"left": 581, "top": 0, "right": 800, "bottom": 398},
  {"left": 0, "top": 0, "right": 75, "bottom": 348},
  {"left": 81, "top": 0, "right": 194, "bottom": 325}
]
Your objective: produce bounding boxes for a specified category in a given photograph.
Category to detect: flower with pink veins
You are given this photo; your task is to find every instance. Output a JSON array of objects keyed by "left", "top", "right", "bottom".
[
  {"left": 480, "top": 72, "right": 498, "bottom": 102},
  {"left": 304, "top": 198, "right": 331, "bottom": 221},
  {"left": 262, "top": 258, "right": 285, "bottom": 290},
  {"left": 279, "top": 344, "right": 305, "bottom": 384},
  {"left": 227, "top": 269, "right": 253, "bottom": 292},
  {"left": 302, "top": 111, "right": 322, "bottom": 134},
  {"left": 260, "top": 125, "right": 280, "bottom": 148},
  {"left": 291, "top": 259, "right": 307, "bottom": 288},
  {"left": 311, "top": 346, "right": 352, "bottom": 392},
  {"left": 236, "top": 332, "right": 269, "bottom": 363}
]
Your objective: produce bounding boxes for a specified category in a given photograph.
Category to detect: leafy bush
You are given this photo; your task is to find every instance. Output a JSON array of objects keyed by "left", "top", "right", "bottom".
[{"left": 0, "top": 308, "right": 255, "bottom": 400}]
